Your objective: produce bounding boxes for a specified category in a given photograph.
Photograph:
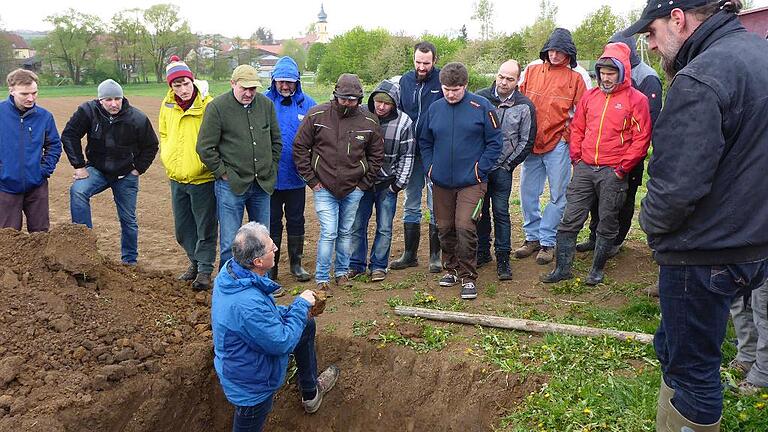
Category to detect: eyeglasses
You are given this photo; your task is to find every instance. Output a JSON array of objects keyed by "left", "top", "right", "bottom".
[{"left": 256, "top": 243, "right": 278, "bottom": 260}]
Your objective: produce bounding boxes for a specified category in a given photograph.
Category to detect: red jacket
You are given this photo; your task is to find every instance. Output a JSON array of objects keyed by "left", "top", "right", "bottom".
[{"left": 570, "top": 43, "right": 651, "bottom": 176}]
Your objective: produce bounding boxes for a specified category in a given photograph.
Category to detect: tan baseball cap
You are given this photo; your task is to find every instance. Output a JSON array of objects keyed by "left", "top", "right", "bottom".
[{"left": 231, "top": 65, "right": 262, "bottom": 88}]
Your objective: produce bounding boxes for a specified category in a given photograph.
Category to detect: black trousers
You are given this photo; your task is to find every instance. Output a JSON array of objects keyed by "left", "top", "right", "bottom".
[{"left": 586, "top": 161, "right": 643, "bottom": 245}]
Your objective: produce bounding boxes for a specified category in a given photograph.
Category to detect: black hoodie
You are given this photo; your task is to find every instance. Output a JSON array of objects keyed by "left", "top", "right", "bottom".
[
  {"left": 539, "top": 28, "right": 578, "bottom": 68},
  {"left": 640, "top": 12, "right": 768, "bottom": 265}
]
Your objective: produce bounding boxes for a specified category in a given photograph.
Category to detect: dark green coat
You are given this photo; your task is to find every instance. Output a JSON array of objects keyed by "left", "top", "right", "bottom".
[{"left": 197, "top": 91, "right": 282, "bottom": 195}]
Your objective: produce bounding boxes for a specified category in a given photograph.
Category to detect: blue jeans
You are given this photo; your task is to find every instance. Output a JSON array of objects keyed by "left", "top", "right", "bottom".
[
  {"left": 216, "top": 179, "right": 270, "bottom": 267},
  {"left": 231, "top": 319, "right": 318, "bottom": 432},
  {"left": 477, "top": 167, "right": 513, "bottom": 255},
  {"left": 350, "top": 188, "right": 398, "bottom": 272},
  {"left": 519, "top": 141, "right": 571, "bottom": 247},
  {"left": 313, "top": 188, "right": 364, "bottom": 283},
  {"left": 402, "top": 155, "right": 433, "bottom": 224},
  {"left": 70, "top": 166, "right": 139, "bottom": 264},
  {"left": 655, "top": 260, "right": 768, "bottom": 424}
]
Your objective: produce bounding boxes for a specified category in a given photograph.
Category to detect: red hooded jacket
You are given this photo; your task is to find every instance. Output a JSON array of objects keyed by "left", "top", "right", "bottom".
[{"left": 570, "top": 43, "right": 651, "bottom": 176}]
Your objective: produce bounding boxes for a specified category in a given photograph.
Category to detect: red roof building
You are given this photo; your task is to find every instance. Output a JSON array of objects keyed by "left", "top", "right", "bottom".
[{"left": 739, "top": 6, "right": 768, "bottom": 38}]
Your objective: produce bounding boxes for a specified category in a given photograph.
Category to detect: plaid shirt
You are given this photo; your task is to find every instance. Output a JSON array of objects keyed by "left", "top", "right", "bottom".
[{"left": 367, "top": 80, "right": 415, "bottom": 191}]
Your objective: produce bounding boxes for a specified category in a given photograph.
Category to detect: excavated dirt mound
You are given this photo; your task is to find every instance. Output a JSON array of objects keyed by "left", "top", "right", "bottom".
[{"left": 0, "top": 226, "right": 537, "bottom": 431}]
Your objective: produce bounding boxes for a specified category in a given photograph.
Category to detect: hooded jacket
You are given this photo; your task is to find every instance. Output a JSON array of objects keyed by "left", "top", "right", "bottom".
[
  {"left": 293, "top": 100, "right": 384, "bottom": 199},
  {"left": 366, "top": 80, "right": 415, "bottom": 192},
  {"left": 211, "top": 260, "right": 312, "bottom": 406},
  {"left": 398, "top": 66, "right": 444, "bottom": 147},
  {"left": 640, "top": 12, "right": 768, "bottom": 265},
  {"left": 0, "top": 97, "right": 62, "bottom": 194},
  {"left": 419, "top": 92, "right": 503, "bottom": 189},
  {"left": 62, "top": 98, "right": 158, "bottom": 178},
  {"left": 476, "top": 85, "right": 537, "bottom": 171},
  {"left": 520, "top": 28, "right": 588, "bottom": 154},
  {"left": 265, "top": 57, "right": 318, "bottom": 190},
  {"left": 158, "top": 82, "right": 214, "bottom": 184},
  {"left": 609, "top": 32, "right": 663, "bottom": 126},
  {"left": 570, "top": 43, "right": 651, "bottom": 175}
]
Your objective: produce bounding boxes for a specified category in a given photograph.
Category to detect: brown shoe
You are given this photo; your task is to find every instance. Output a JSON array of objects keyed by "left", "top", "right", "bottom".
[
  {"left": 192, "top": 272, "right": 212, "bottom": 291},
  {"left": 513, "top": 240, "right": 541, "bottom": 259},
  {"left": 535, "top": 246, "right": 554, "bottom": 265},
  {"left": 335, "top": 274, "right": 353, "bottom": 287},
  {"left": 370, "top": 269, "right": 386, "bottom": 282},
  {"left": 178, "top": 262, "right": 198, "bottom": 281},
  {"left": 316, "top": 282, "right": 333, "bottom": 297}
]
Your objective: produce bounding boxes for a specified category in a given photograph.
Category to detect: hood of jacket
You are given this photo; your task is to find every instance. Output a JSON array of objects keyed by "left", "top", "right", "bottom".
[
  {"left": 267, "top": 56, "right": 305, "bottom": 102},
  {"left": 216, "top": 260, "right": 281, "bottom": 297},
  {"left": 609, "top": 31, "right": 641, "bottom": 68},
  {"left": 367, "top": 80, "right": 401, "bottom": 122},
  {"left": 540, "top": 28, "right": 578, "bottom": 68},
  {"left": 595, "top": 42, "right": 632, "bottom": 93}
]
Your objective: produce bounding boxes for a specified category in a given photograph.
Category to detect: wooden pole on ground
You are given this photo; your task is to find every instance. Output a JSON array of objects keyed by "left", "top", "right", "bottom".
[{"left": 394, "top": 306, "right": 654, "bottom": 344}]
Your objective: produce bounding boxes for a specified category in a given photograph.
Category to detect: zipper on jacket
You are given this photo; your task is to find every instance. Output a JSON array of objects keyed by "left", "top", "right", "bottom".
[
  {"left": 19, "top": 118, "right": 27, "bottom": 191},
  {"left": 594, "top": 94, "right": 611, "bottom": 165}
]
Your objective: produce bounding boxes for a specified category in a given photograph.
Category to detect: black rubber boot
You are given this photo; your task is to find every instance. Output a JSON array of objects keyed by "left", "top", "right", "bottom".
[
  {"left": 391, "top": 222, "right": 420, "bottom": 270},
  {"left": 287, "top": 235, "right": 311, "bottom": 282},
  {"left": 496, "top": 252, "right": 512, "bottom": 281},
  {"left": 428, "top": 223, "right": 442, "bottom": 273},
  {"left": 585, "top": 235, "right": 613, "bottom": 285},
  {"left": 575, "top": 231, "right": 596, "bottom": 252},
  {"left": 476, "top": 250, "right": 492, "bottom": 268},
  {"left": 267, "top": 249, "right": 280, "bottom": 281},
  {"left": 539, "top": 232, "right": 576, "bottom": 283}
]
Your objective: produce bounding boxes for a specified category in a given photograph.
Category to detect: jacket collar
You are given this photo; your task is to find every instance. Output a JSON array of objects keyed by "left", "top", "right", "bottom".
[
  {"left": 227, "top": 259, "right": 281, "bottom": 295},
  {"left": 6, "top": 95, "right": 37, "bottom": 117}
]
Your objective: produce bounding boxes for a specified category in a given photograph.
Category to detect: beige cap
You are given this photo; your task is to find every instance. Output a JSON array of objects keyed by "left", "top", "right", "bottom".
[{"left": 231, "top": 65, "right": 262, "bottom": 88}]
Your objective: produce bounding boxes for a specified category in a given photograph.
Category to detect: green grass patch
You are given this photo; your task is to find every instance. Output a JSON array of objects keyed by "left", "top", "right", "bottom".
[
  {"left": 377, "top": 321, "right": 454, "bottom": 353},
  {"left": 352, "top": 319, "right": 378, "bottom": 337},
  {"left": 386, "top": 290, "right": 466, "bottom": 312}
]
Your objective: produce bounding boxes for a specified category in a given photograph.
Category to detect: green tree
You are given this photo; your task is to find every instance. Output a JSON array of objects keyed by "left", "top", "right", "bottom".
[
  {"left": 0, "top": 18, "right": 15, "bottom": 79},
  {"left": 254, "top": 27, "right": 274, "bottom": 44},
  {"left": 141, "top": 3, "right": 195, "bottom": 83},
  {"left": 572, "top": 5, "right": 625, "bottom": 61},
  {"left": 520, "top": 0, "right": 558, "bottom": 63},
  {"left": 418, "top": 33, "right": 467, "bottom": 65},
  {"left": 316, "top": 27, "right": 390, "bottom": 83},
  {"left": 366, "top": 36, "right": 414, "bottom": 81},
  {"left": 110, "top": 9, "right": 147, "bottom": 83},
  {"left": 43, "top": 9, "right": 105, "bottom": 85},
  {"left": 306, "top": 43, "right": 326, "bottom": 72},
  {"left": 280, "top": 40, "right": 307, "bottom": 73},
  {"left": 472, "top": 0, "right": 495, "bottom": 40}
]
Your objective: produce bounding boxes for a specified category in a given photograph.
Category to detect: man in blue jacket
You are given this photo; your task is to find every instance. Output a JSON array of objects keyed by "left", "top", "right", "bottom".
[
  {"left": 0, "top": 69, "right": 62, "bottom": 232},
  {"left": 420, "top": 62, "right": 503, "bottom": 300},
  {"left": 264, "top": 56, "right": 316, "bottom": 284},
  {"left": 211, "top": 222, "right": 339, "bottom": 431},
  {"left": 626, "top": 0, "right": 768, "bottom": 429},
  {"left": 391, "top": 41, "right": 444, "bottom": 273}
]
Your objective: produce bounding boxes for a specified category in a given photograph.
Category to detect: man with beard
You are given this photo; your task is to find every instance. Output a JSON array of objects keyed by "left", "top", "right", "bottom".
[
  {"left": 540, "top": 43, "right": 651, "bottom": 286},
  {"left": 391, "top": 41, "right": 444, "bottom": 273},
  {"left": 63, "top": 79, "right": 158, "bottom": 265},
  {"left": 625, "top": 0, "right": 768, "bottom": 429},
  {"left": 293, "top": 74, "right": 384, "bottom": 294},
  {"left": 515, "top": 29, "right": 589, "bottom": 266},
  {"left": 264, "top": 56, "right": 317, "bottom": 284}
]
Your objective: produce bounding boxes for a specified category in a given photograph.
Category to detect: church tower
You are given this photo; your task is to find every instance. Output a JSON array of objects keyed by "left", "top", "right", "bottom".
[{"left": 316, "top": 4, "right": 330, "bottom": 43}]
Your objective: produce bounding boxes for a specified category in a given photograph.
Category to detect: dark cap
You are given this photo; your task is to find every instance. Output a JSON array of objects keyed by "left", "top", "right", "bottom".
[
  {"left": 623, "top": 0, "right": 714, "bottom": 36},
  {"left": 333, "top": 73, "right": 364, "bottom": 100}
]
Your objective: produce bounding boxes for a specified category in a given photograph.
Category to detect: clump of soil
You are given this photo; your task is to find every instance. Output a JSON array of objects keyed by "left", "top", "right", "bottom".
[{"left": 0, "top": 226, "right": 536, "bottom": 431}]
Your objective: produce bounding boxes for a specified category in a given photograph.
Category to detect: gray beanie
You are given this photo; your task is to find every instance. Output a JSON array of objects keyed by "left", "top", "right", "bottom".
[{"left": 97, "top": 79, "right": 124, "bottom": 99}]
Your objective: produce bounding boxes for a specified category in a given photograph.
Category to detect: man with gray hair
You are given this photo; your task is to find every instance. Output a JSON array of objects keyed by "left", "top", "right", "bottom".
[
  {"left": 62, "top": 79, "right": 158, "bottom": 265},
  {"left": 211, "top": 222, "right": 339, "bottom": 431}
]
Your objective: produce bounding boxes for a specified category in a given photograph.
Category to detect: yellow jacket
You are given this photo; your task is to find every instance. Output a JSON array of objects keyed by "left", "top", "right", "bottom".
[{"left": 159, "top": 84, "right": 214, "bottom": 184}]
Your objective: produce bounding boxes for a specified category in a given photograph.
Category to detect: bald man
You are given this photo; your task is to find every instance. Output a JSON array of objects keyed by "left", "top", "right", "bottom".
[{"left": 475, "top": 60, "right": 537, "bottom": 280}]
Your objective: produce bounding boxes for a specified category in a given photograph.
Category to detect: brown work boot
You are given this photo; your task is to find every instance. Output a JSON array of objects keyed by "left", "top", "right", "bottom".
[
  {"left": 535, "top": 246, "right": 554, "bottom": 265},
  {"left": 302, "top": 365, "right": 340, "bottom": 414},
  {"left": 192, "top": 272, "right": 211, "bottom": 291},
  {"left": 335, "top": 274, "right": 353, "bottom": 287},
  {"left": 513, "top": 240, "right": 541, "bottom": 259},
  {"left": 316, "top": 282, "right": 333, "bottom": 297},
  {"left": 178, "top": 262, "right": 197, "bottom": 281}
]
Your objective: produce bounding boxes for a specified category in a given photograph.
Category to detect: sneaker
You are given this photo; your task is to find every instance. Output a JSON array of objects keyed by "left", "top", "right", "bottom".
[
  {"left": 535, "top": 246, "right": 554, "bottom": 265},
  {"left": 439, "top": 272, "right": 459, "bottom": 287},
  {"left": 178, "top": 262, "right": 198, "bottom": 281},
  {"left": 302, "top": 365, "right": 340, "bottom": 414},
  {"left": 191, "top": 273, "right": 211, "bottom": 291},
  {"left": 272, "top": 287, "right": 286, "bottom": 298},
  {"left": 726, "top": 359, "right": 754, "bottom": 376},
  {"left": 513, "top": 240, "right": 541, "bottom": 259},
  {"left": 460, "top": 280, "right": 478, "bottom": 300},
  {"left": 737, "top": 379, "right": 766, "bottom": 396},
  {"left": 476, "top": 250, "right": 492, "bottom": 268},
  {"left": 346, "top": 268, "right": 365, "bottom": 280},
  {"left": 316, "top": 282, "right": 333, "bottom": 297},
  {"left": 370, "top": 269, "right": 386, "bottom": 282},
  {"left": 335, "top": 274, "right": 353, "bottom": 287}
]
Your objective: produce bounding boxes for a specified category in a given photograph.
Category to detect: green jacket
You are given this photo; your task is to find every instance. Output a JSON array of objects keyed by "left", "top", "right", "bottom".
[{"left": 196, "top": 91, "right": 282, "bottom": 195}]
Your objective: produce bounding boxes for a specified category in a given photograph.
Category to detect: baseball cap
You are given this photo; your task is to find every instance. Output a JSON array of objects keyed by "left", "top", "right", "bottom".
[
  {"left": 231, "top": 65, "right": 262, "bottom": 88},
  {"left": 623, "top": 0, "right": 714, "bottom": 36}
]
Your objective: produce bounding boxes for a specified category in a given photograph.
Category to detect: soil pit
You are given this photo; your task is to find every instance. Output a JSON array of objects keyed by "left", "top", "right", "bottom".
[{"left": 0, "top": 226, "right": 538, "bottom": 431}]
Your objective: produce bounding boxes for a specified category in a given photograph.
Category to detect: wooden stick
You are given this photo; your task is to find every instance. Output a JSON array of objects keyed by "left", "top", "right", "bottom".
[{"left": 394, "top": 306, "right": 654, "bottom": 344}]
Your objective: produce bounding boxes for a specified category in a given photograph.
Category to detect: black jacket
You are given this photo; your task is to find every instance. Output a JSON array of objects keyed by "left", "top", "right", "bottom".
[
  {"left": 62, "top": 98, "right": 158, "bottom": 178},
  {"left": 639, "top": 12, "right": 768, "bottom": 265}
]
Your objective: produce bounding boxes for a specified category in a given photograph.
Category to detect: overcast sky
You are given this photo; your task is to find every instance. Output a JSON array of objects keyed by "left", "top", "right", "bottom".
[{"left": 2, "top": 0, "right": 767, "bottom": 39}]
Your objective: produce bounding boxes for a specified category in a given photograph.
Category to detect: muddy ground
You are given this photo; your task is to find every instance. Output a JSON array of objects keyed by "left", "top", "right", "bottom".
[{"left": 0, "top": 97, "right": 657, "bottom": 431}]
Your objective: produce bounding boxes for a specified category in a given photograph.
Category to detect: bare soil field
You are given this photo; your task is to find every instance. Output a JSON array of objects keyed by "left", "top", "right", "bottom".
[{"left": 0, "top": 96, "right": 657, "bottom": 431}]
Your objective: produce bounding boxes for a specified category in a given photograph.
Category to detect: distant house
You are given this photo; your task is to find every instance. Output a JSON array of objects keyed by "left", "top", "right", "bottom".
[
  {"left": 740, "top": 6, "right": 768, "bottom": 38},
  {"left": 2, "top": 32, "right": 33, "bottom": 60}
]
